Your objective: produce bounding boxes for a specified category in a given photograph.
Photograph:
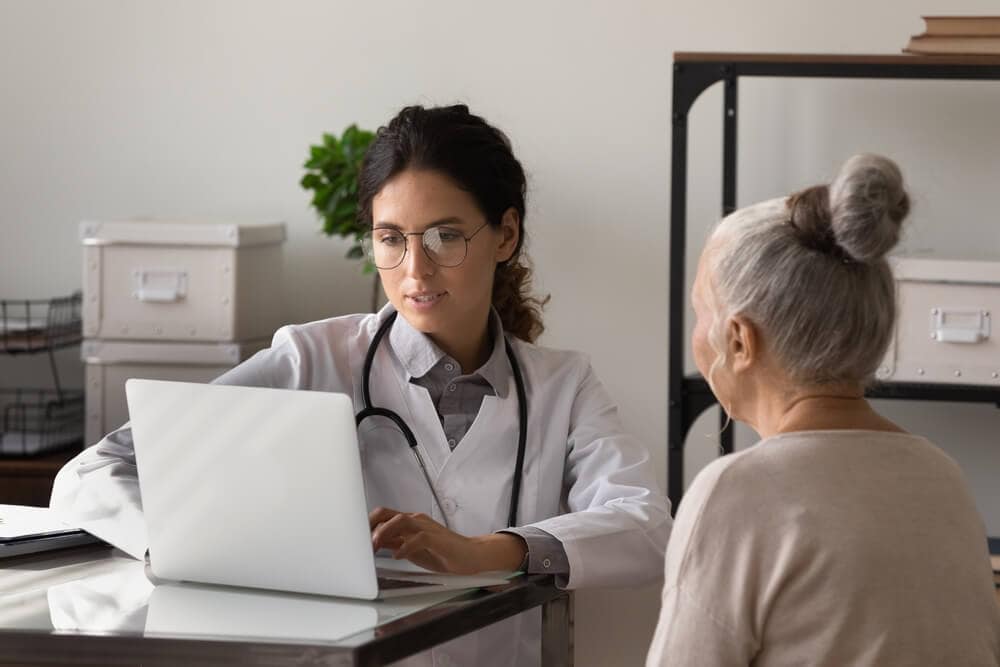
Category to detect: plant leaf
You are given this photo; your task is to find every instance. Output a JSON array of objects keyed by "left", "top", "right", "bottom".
[
  {"left": 303, "top": 123, "right": 375, "bottom": 250},
  {"left": 300, "top": 173, "right": 322, "bottom": 190},
  {"left": 332, "top": 198, "right": 355, "bottom": 222}
]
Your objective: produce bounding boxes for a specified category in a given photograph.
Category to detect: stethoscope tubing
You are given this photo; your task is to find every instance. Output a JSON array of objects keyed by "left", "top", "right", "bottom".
[{"left": 355, "top": 310, "right": 527, "bottom": 529}]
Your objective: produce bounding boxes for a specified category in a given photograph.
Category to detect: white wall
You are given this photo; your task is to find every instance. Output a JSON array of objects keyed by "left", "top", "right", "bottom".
[{"left": 1, "top": 1, "right": 998, "bottom": 665}]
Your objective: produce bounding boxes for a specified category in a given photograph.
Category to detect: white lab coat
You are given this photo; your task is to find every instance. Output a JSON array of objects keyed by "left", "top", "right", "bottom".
[{"left": 51, "top": 307, "right": 672, "bottom": 667}]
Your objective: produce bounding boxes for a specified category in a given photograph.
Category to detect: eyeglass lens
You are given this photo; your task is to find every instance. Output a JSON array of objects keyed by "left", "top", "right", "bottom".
[{"left": 363, "top": 227, "right": 470, "bottom": 269}]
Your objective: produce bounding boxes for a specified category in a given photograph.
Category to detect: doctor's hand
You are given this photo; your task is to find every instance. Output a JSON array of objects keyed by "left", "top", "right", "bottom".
[{"left": 369, "top": 507, "right": 527, "bottom": 575}]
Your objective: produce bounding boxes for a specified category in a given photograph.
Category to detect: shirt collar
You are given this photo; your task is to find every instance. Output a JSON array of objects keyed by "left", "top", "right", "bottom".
[
  {"left": 476, "top": 310, "right": 512, "bottom": 399},
  {"left": 388, "top": 308, "right": 511, "bottom": 399}
]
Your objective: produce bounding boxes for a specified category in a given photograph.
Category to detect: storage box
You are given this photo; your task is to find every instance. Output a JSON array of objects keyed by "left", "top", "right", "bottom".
[
  {"left": 80, "top": 220, "right": 286, "bottom": 342},
  {"left": 877, "top": 258, "right": 1000, "bottom": 386},
  {"left": 82, "top": 339, "right": 268, "bottom": 446}
]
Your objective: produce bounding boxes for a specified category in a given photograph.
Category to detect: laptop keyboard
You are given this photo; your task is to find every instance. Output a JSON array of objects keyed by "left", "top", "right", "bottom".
[{"left": 377, "top": 576, "right": 441, "bottom": 590}]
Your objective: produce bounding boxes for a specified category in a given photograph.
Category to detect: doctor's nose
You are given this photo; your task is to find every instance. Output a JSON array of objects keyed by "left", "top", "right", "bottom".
[{"left": 402, "top": 237, "right": 436, "bottom": 278}]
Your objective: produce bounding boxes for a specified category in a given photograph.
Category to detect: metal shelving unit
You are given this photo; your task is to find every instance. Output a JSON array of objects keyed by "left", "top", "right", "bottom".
[
  {"left": 0, "top": 292, "right": 84, "bottom": 456},
  {"left": 668, "top": 52, "right": 1000, "bottom": 512}
]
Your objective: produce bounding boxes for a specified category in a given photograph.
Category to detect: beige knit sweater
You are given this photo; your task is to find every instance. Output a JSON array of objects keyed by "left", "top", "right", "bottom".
[{"left": 646, "top": 430, "right": 1000, "bottom": 667}]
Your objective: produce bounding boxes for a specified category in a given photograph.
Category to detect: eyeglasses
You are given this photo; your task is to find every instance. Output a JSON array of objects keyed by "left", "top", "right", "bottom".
[{"left": 362, "top": 222, "right": 491, "bottom": 269}]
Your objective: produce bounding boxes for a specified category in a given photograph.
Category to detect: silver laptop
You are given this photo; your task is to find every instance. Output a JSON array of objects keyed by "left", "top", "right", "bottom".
[{"left": 125, "top": 379, "right": 508, "bottom": 600}]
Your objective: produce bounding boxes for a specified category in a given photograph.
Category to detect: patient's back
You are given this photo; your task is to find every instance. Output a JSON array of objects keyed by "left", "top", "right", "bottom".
[{"left": 659, "top": 430, "right": 1000, "bottom": 666}]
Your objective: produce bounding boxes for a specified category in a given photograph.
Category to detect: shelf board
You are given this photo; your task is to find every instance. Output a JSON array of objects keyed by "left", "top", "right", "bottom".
[
  {"left": 675, "top": 52, "right": 1000, "bottom": 67},
  {"left": 682, "top": 375, "right": 1000, "bottom": 405},
  {"left": 0, "top": 444, "right": 82, "bottom": 470}
]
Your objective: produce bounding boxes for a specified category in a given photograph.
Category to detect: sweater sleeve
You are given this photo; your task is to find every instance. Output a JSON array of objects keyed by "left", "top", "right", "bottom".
[{"left": 645, "top": 455, "right": 759, "bottom": 666}]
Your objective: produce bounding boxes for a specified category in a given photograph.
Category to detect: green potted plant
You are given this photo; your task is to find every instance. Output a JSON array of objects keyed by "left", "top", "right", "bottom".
[{"left": 300, "top": 124, "right": 380, "bottom": 311}]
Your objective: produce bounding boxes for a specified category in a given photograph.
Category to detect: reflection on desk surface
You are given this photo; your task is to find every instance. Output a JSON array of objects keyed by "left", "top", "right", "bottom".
[
  {"left": 48, "top": 558, "right": 152, "bottom": 633},
  {"left": 0, "top": 547, "right": 142, "bottom": 631},
  {"left": 146, "top": 583, "right": 381, "bottom": 643},
  {"left": 0, "top": 546, "right": 471, "bottom": 645}
]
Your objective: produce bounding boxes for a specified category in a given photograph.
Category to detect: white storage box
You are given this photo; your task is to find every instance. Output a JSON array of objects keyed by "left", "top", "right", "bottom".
[
  {"left": 80, "top": 220, "right": 286, "bottom": 342},
  {"left": 82, "top": 338, "right": 268, "bottom": 446},
  {"left": 878, "top": 258, "right": 1000, "bottom": 386}
]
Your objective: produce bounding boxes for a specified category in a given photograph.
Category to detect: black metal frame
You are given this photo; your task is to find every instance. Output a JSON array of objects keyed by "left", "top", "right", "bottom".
[
  {"left": 0, "top": 292, "right": 83, "bottom": 401},
  {"left": 668, "top": 53, "right": 1000, "bottom": 512}
]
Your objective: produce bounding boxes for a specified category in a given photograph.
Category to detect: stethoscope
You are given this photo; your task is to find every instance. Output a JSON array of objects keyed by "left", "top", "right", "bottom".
[{"left": 355, "top": 310, "right": 528, "bottom": 529}]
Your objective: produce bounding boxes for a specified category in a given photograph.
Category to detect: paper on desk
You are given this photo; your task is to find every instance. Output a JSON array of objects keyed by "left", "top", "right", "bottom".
[{"left": 0, "top": 504, "right": 79, "bottom": 539}]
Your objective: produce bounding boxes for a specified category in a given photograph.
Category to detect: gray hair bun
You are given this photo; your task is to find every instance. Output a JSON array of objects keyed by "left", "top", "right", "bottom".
[{"left": 828, "top": 153, "right": 910, "bottom": 263}]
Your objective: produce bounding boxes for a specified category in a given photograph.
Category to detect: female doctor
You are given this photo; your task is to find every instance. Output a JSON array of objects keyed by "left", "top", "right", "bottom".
[{"left": 51, "top": 104, "right": 672, "bottom": 666}]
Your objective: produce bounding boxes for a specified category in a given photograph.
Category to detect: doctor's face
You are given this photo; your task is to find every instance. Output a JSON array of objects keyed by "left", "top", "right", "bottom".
[{"left": 371, "top": 168, "right": 517, "bottom": 340}]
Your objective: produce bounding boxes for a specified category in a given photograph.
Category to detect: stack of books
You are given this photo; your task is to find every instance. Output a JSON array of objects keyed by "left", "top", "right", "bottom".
[{"left": 904, "top": 16, "right": 1000, "bottom": 55}]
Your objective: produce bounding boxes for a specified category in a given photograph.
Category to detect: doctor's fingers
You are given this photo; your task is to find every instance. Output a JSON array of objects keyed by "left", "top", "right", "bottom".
[
  {"left": 371, "top": 513, "right": 408, "bottom": 551},
  {"left": 371, "top": 512, "right": 437, "bottom": 551},
  {"left": 368, "top": 506, "right": 402, "bottom": 531}
]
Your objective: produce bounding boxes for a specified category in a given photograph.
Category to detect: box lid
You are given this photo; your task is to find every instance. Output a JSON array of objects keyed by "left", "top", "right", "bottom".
[
  {"left": 892, "top": 257, "right": 1000, "bottom": 285},
  {"left": 79, "top": 220, "right": 286, "bottom": 248},
  {"left": 81, "top": 339, "right": 269, "bottom": 366}
]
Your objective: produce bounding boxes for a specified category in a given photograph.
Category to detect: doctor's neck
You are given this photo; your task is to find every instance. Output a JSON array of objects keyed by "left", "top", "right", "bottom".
[{"left": 427, "top": 317, "right": 493, "bottom": 375}]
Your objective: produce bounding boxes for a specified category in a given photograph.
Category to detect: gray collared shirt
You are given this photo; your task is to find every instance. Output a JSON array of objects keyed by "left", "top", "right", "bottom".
[{"left": 388, "top": 310, "right": 570, "bottom": 576}]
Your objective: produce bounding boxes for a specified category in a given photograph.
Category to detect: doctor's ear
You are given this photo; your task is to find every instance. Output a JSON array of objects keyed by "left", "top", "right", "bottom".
[
  {"left": 725, "top": 315, "right": 760, "bottom": 375},
  {"left": 495, "top": 208, "right": 520, "bottom": 263}
]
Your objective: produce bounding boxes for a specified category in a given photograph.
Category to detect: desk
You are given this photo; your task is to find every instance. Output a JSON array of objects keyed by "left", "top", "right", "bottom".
[{"left": 0, "top": 545, "right": 573, "bottom": 666}]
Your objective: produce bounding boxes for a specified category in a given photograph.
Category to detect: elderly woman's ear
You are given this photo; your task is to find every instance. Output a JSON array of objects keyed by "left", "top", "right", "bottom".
[{"left": 725, "top": 314, "right": 761, "bottom": 375}]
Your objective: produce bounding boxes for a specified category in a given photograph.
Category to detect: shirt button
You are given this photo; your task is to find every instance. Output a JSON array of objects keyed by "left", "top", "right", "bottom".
[
  {"left": 441, "top": 498, "right": 458, "bottom": 514},
  {"left": 447, "top": 384, "right": 456, "bottom": 392},
  {"left": 447, "top": 438, "right": 457, "bottom": 448},
  {"left": 542, "top": 557, "right": 552, "bottom": 569},
  {"left": 444, "top": 362, "right": 455, "bottom": 372}
]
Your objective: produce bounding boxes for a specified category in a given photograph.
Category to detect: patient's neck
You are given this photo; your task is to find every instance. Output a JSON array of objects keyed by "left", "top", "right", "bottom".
[{"left": 742, "top": 371, "right": 905, "bottom": 439}]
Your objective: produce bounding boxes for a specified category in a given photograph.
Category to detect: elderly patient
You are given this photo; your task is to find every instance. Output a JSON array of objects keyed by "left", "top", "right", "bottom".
[{"left": 647, "top": 154, "right": 1000, "bottom": 666}]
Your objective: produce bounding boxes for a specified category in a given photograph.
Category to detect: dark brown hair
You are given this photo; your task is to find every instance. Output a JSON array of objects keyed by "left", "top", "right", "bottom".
[{"left": 358, "top": 104, "right": 548, "bottom": 341}]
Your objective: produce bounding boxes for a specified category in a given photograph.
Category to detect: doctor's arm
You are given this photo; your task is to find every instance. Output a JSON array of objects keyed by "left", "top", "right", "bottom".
[
  {"left": 49, "top": 328, "right": 306, "bottom": 560},
  {"left": 369, "top": 507, "right": 528, "bottom": 574},
  {"left": 518, "top": 363, "right": 673, "bottom": 589},
  {"left": 50, "top": 424, "right": 148, "bottom": 560}
]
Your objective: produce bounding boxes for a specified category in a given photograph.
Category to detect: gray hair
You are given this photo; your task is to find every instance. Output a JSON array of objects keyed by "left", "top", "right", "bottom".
[{"left": 705, "top": 154, "right": 911, "bottom": 387}]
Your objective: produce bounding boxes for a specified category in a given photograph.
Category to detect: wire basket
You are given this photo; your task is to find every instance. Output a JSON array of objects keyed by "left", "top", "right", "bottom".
[
  {"left": 0, "top": 388, "right": 84, "bottom": 456},
  {"left": 0, "top": 292, "right": 83, "bottom": 354}
]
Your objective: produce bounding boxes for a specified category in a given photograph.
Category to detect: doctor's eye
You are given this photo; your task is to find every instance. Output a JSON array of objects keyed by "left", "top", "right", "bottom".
[
  {"left": 433, "top": 228, "right": 465, "bottom": 243},
  {"left": 374, "top": 230, "right": 405, "bottom": 246}
]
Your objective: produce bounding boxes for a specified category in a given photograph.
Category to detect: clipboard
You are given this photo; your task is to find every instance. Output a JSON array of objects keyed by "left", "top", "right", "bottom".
[{"left": 0, "top": 504, "right": 103, "bottom": 558}]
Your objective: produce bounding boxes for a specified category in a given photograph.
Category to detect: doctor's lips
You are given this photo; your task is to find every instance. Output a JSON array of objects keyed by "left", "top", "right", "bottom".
[{"left": 405, "top": 291, "right": 447, "bottom": 308}]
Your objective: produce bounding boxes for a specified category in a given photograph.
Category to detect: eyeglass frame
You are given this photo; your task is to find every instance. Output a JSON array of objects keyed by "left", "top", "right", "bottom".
[{"left": 362, "top": 221, "right": 493, "bottom": 269}]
